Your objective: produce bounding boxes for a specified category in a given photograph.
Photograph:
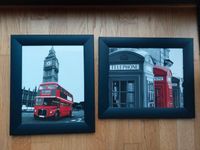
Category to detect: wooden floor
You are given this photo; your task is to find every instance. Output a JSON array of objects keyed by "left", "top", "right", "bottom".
[{"left": 0, "top": 6, "right": 199, "bottom": 150}]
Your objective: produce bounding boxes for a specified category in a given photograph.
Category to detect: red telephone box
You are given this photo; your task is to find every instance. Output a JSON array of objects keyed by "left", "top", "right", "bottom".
[{"left": 153, "top": 66, "right": 174, "bottom": 108}]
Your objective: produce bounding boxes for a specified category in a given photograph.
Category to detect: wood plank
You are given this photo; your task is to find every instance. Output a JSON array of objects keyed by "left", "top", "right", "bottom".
[
  {"left": 124, "top": 143, "right": 141, "bottom": 150},
  {"left": 159, "top": 120, "right": 177, "bottom": 150},
  {"left": 177, "top": 120, "right": 195, "bottom": 150},
  {"left": 142, "top": 120, "right": 160, "bottom": 150},
  {"left": 0, "top": 56, "right": 11, "bottom": 150}
]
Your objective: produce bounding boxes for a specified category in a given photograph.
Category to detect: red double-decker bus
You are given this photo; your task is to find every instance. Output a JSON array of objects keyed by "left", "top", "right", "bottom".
[
  {"left": 34, "top": 82, "right": 73, "bottom": 119},
  {"left": 153, "top": 66, "right": 174, "bottom": 108}
]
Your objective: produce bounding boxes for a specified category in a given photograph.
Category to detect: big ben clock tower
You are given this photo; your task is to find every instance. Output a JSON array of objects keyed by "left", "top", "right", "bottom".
[{"left": 43, "top": 46, "right": 59, "bottom": 82}]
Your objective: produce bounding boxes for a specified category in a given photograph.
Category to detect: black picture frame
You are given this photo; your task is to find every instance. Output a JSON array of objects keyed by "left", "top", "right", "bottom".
[
  {"left": 10, "top": 35, "right": 95, "bottom": 135},
  {"left": 99, "top": 37, "right": 195, "bottom": 119}
]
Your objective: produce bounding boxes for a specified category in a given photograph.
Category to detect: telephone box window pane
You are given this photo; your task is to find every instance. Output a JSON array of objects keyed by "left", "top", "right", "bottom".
[
  {"left": 121, "top": 81, "right": 127, "bottom": 92},
  {"left": 112, "top": 92, "right": 120, "bottom": 107},
  {"left": 111, "top": 80, "right": 136, "bottom": 108},
  {"left": 127, "top": 81, "right": 135, "bottom": 108},
  {"left": 120, "top": 92, "right": 126, "bottom": 107},
  {"left": 112, "top": 81, "right": 119, "bottom": 92}
]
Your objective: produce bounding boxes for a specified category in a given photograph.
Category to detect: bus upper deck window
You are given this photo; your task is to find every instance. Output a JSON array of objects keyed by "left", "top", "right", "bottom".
[
  {"left": 67, "top": 96, "right": 73, "bottom": 101},
  {"left": 48, "top": 85, "right": 58, "bottom": 89},
  {"left": 39, "top": 85, "right": 46, "bottom": 90}
]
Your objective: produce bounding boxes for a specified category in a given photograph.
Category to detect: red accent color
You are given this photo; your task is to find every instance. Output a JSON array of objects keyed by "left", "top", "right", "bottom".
[
  {"left": 154, "top": 66, "right": 174, "bottom": 108},
  {"left": 34, "top": 82, "right": 73, "bottom": 118}
]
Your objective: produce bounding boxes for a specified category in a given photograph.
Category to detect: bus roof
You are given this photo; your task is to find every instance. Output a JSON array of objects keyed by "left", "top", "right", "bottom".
[{"left": 39, "top": 82, "right": 58, "bottom": 86}]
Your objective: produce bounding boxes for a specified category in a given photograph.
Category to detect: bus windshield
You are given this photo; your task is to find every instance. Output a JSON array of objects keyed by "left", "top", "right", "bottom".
[
  {"left": 35, "top": 98, "right": 59, "bottom": 106},
  {"left": 35, "top": 98, "right": 43, "bottom": 105}
]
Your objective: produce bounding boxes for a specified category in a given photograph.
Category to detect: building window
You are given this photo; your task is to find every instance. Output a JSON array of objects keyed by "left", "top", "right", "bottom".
[
  {"left": 45, "top": 70, "right": 52, "bottom": 76},
  {"left": 111, "top": 80, "right": 136, "bottom": 108}
]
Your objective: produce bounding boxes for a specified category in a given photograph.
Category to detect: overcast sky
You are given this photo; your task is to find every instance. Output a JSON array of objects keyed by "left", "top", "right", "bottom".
[
  {"left": 169, "top": 48, "right": 183, "bottom": 78},
  {"left": 22, "top": 46, "right": 84, "bottom": 102}
]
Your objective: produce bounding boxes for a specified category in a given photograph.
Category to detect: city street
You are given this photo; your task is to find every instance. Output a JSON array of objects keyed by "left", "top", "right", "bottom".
[{"left": 22, "top": 110, "right": 84, "bottom": 124}]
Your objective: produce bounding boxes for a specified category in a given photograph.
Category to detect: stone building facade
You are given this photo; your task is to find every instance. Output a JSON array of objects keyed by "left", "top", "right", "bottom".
[{"left": 22, "top": 87, "right": 37, "bottom": 107}]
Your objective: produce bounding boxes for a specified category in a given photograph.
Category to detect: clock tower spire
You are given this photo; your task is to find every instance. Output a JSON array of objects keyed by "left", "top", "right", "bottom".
[{"left": 43, "top": 46, "right": 59, "bottom": 83}]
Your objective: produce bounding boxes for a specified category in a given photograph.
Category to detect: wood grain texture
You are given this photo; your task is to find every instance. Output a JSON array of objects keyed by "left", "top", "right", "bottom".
[{"left": 0, "top": 6, "right": 199, "bottom": 150}]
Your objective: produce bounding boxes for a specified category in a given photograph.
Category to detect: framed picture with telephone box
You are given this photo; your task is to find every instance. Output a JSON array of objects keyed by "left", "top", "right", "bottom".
[{"left": 99, "top": 37, "right": 195, "bottom": 119}]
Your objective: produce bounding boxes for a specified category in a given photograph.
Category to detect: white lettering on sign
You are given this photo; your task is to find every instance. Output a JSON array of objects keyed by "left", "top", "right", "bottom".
[
  {"left": 154, "top": 77, "right": 164, "bottom": 81},
  {"left": 109, "top": 64, "right": 139, "bottom": 71}
]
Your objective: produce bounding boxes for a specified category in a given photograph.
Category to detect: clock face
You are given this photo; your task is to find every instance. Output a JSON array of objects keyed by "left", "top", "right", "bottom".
[{"left": 46, "top": 61, "right": 52, "bottom": 66}]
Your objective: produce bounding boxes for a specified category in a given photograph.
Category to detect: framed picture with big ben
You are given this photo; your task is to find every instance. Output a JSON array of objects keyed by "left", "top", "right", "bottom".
[{"left": 10, "top": 35, "right": 95, "bottom": 135}]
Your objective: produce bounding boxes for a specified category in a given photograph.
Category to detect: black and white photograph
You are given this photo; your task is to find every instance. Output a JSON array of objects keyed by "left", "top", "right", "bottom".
[
  {"left": 109, "top": 48, "right": 183, "bottom": 109},
  {"left": 99, "top": 37, "right": 194, "bottom": 118}
]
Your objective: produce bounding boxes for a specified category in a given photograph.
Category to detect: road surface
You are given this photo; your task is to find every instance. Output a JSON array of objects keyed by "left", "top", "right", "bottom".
[{"left": 22, "top": 110, "right": 84, "bottom": 124}]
